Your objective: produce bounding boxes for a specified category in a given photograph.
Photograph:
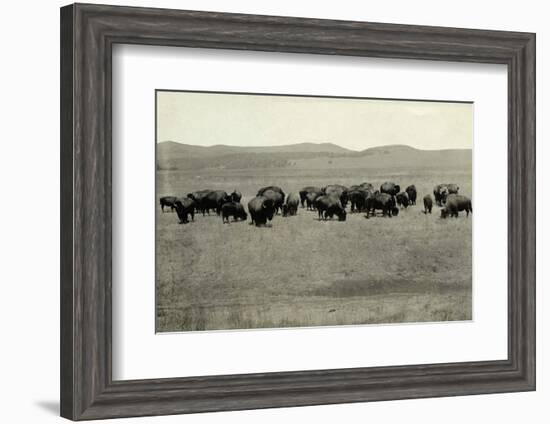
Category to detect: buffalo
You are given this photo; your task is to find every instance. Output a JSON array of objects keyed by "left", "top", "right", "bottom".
[
  {"left": 441, "top": 194, "right": 472, "bottom": 218},
  {"left": 314, "top": 195, "right": 347, "bottom": 221},
  {"left": 366, "top": 192, "right": 398, "bottom": 218},
  {"left": 423, "top": 194, "right": 433, "bottom": 214},
  {"left": 202, "top": 190, "right": 230, "bottom": 215},
  {"left": 305, "top": 191, "right": 322, "bottom": 210},
  {"left": 405, "top": 185, "right": 417, "bottom": 205},
  {"left": 299, "top": 186, "right": 322, "bottom": 208},
  {"left": 380, "top": 182, "right": 400, "bottom": 197},
  {"left": 359, "top": 182, "right": 375, "bottom": 192},
  {"left": 282, "top": 192, "right": 300, "bottom": 217},
  {"left": 248, "top": 196, "right": 276, "bottom": 227},
  {"left": 221, "top": 202, "right": 247, "bottom": 223},
  {"left": 396, "top": 192, "right": 410, "bottom": 208},
  {"left": 187, "top": 190, "right": 213, "bottom": 215},
  {"left": 322, "top": 184, "right": 349, "bottom": 208},
  {"left": 174, "top": 198, "right": 195, "bottom": 224},
  {"left": 230, "top": 190, "right": 242, "bottom": 203},
  {"left": 261, "top": 189, "right": 285, "bottom": 215},
  {"left": 159, "top": 196, "right": 178, "bottom": 212},
  {"left": 348, "top": 189, "right": 370, "bottom": 213},
  {"left": 257, "top": 186, "right": 285, "bottom": 199},
  {"left": 447, "top": 184, "right": 460, "bottom": 195}
]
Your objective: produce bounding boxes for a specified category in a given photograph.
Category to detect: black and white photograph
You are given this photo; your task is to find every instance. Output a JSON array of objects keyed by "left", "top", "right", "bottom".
[{"left": 155, "top": 90, "right": 473, "bottom": 332}]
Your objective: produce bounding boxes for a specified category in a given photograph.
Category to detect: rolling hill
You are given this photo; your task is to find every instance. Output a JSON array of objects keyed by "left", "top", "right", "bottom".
[{"left": 156, "top": 141, "right": 471, "bottom": 171}]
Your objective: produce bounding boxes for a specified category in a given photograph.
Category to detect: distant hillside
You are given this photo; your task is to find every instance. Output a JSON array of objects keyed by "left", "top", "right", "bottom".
[{"left": 156, "top": 141, "right": 471, "bottom": 171}]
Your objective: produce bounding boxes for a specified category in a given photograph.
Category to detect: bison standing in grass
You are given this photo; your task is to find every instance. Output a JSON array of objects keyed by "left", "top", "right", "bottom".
[
  {"left": 221, "top": 202, "right": 247, "bottom": 223},
  {"left": 174, "top": 198, "right": 195, "bottom": 224},
  {"left": 282, "top": 192, "right": 300, "bottom": 217},
  {"left": 322, "top": 185, "right": 349, "bottom": 208},
  {"left": 187, "top": 190, "right": 212, "bottom": 216},
  {"left": 366, "top": 192, "right": 398, "bottom": 218},
  {"left": 160, "top": 196, "right": 178, "bottom": 212},
  {"left": 305, "top": 191, "right": 322, "bottom": 210},
  {"left": 423, "top": 194, "right": 433, "bottom": 214},
  {"left": 299, "top": 186, "right": 322, "bottom": 208},
  {"left": 405, "top": 185, "right": 417, "bottom": 205},
  {"left": 314, "top": 195, "right": 347, "bottom": 221},
  {"left": 380, "top": 182, "right": 400, "bottom": 197},
  {"left": 396, "top": 192, "right": 410, "bottom": 209},
  {"left": 441, "top": 194, "right": 472, "bottom": 218},
  {"left": 248, "top": 196, "right": 276, "bottom": 227}
]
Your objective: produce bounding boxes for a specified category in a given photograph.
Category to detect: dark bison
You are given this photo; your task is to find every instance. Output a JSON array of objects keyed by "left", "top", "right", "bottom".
[
  {"left": 159, "top": 196, "right": 178, "bottom": 212},
  {"left": 305, "top": 191, "right": 322, "bottom": 210},
  {"left": 348, "top": 189, "right": 370, "bottom": 213},
  {"left": 405, "top": 185, "right": 417, "bottom": 205},
  {"left": 230, "top": 190, "right": 242, "bottom": 203},
  {"left": 433, "top": 184, "right": 448, "bottom": 206},
  {"left": 366, "top": 192, "right": 398, "bottom": 218},
  {"left": 359, "top": 182, "right": 375, "bottom": 192},
  {"left": 257, "top": 186, "right": 285, "bottom": 198},
  {"left": 441, "top": 194, "right": 472, "bottom": 218},
  {"left": 248, "top": 196, "right": 276, "bottom": 227},
  {"left": 174, "top": 198, "right": 195, "bottom": 224},
  {"left": 314, "top": 195, "right": 347, "bottom": 221},
  {"left": 396, "top": 192, "right": 410, "bottom": 208},
  {"left": 187, "top": 190, "right": 212, "bottom": 215},
  {"left": 261, "top": 189, "right": 285, "bottom": 215},
  {"left": 202, "top": 190, "right": 230, "bottom": 215},
  {"left": 447, "top": 184, "right": 460, "bottom": 194},
  {"left": 299, "top": 186, "right": 322, "bottom": 208},
  {"left": 322, "top": 185, "right": 349, "bottom": 208},
  {"left": 380, "top": 182, "right": 400, "bottom": 197},
  {"left": 221, "top": 202, "right": 247, "bottom": 223},
  {"left": 282, "top": 192, "right": 300, "bottom": 217},
  {"left": 434, "top": 183, "right": 460, "bottom": 206},
  {"left": 423, "top": 194, "right": 433, "bottom": 214}
]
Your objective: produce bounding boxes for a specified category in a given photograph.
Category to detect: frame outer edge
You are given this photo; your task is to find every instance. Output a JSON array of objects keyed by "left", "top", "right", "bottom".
[
  {"left": 60, "top": 3, "right": 536, "bottom": 420},
  {"left": 60, "top": 3, "right": 76, "bottom": 420}
]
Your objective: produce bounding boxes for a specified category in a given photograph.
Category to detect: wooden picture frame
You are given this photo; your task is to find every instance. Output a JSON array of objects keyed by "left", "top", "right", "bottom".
[{"left": 60, "top": 3, "right": 535, "bottom": 420}]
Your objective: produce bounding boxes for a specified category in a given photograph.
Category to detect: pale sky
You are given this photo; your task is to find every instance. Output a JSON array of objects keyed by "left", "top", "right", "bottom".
[{"left": 156, "top": 90, "right": 472, "bottom": 151}]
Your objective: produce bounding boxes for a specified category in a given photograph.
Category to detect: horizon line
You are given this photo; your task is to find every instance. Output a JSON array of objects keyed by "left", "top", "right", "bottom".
[{"left": 157, "top": 140, "right": 473, "bottom": 152}]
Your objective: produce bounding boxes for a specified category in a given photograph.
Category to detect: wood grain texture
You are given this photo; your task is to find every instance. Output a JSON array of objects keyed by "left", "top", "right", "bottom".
[{"left": 60, "top": 3, "right": 536, "bottom": 420}]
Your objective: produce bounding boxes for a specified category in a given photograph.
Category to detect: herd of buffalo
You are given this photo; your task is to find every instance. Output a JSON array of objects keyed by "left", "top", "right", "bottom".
[{"left": 160, "top": 182, "right": 472, "bottom": 226}]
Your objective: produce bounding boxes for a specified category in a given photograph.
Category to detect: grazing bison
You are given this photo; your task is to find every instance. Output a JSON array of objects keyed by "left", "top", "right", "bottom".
[
  {"left": 230, "top": 190, "right": 242, "bottom": 203},
  {"left": 299, "top": 186, "right": 322, "bottom": 208},
  {"left": 282, "top": 192, "right": 300, "bottom": 217},
  {"left": 447, "top": 184, "right": 460, "bottom": 194},
  {"left": 441, "top": 194, "right": 472, "bottom": 218},
  {"left": 305, "top": 191, "right": 322, "bottom": 210},
  {"left": 159, "top": 196, "right": 178, "bottom": 212},
  {"left": 396, "top": 192, "right": 410, "bottom": 208},
  {"left": 322, "top": 184, "right": 349, "bottom": 208},
  {"left": 433, "top": 184, "right": 454, "bottom": 206},
  {"left": 174, "top": 198, "right": 195, "bottom": 224},
  {"left": 405, "top": 185, "right": 417, "bottom": 205},
  {"left": 187, "top": 190, "right": 212, "bottom": 215},
  {"left": 202, "top": 190, "right": 229, "bottom": 215},
  {"left": 359, "top": 182, "right": 375, "bottom": 192},
  {"left": 349, "top": 189, "right": 370, "bottom": 213},
  {"left": 366, "top": 192, "right": 398, "bottom": 218},
  {"left": 261, "top": 189, "right": 285, "bottom": 215},
  {"left": 248, "top": 196, "right": 276, "bottom": 227},
  {"left": 221, "top": 202, "right": 247, "bottom": 223},
  {"left": 257, "top": 186, "right": 285, "bottom": 199},
  {"left": 423, "top": 194, "right": 433, "bottom": 214},
  {"left": 314, "top": 195, "right": 347, "bottom": 221},
  {"left": 380, "top": 182, "right": 401, "bottom": 197}
]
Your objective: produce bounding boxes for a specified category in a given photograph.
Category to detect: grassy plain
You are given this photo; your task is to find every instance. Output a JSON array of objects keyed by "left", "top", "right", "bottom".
[{"left": 156, "top": 161, "right": 472, "bottom": 332}]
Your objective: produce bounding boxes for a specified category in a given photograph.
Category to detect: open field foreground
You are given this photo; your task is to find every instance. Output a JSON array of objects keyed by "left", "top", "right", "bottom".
[{"left": 156, "top": 164, "right": 472, "bottom": 332}]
